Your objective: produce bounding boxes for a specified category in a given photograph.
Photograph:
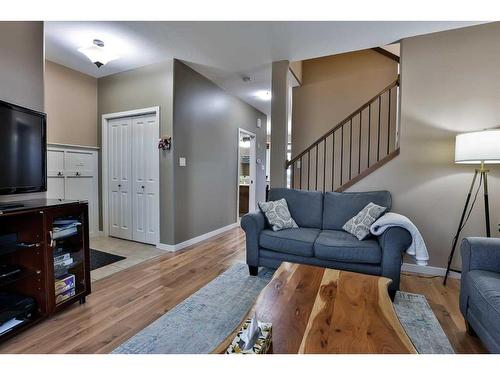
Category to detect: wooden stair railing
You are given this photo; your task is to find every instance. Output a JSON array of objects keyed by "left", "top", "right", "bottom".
[{"left": 286, "top": 77, "right": 400, "bottom": 192}]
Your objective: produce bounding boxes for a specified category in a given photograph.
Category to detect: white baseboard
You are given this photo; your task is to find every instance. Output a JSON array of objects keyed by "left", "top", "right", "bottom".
[
  {"left": 156, "top": 222, "right": 239, "bottom": 252},
  {"left": 402, "top": 262, "right": 461, "bottom": 279}
]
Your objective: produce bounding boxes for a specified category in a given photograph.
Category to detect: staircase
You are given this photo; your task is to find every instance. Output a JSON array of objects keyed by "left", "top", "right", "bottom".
[{"left": 286, "top": 76, "right": 400, "bottom": 192}]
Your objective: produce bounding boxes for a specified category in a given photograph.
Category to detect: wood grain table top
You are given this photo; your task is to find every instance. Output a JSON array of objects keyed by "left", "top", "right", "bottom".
[{"left": 215, "top": 262, "right": 416, "bottom": 354}]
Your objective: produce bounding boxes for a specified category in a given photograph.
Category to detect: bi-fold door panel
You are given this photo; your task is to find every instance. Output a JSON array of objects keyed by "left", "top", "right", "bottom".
[
  {"left": 132, "top": 115, "right": 158, "bottom": 244},
  {"left": 108, "top": 118, "right": 133, "bottom": 240}
]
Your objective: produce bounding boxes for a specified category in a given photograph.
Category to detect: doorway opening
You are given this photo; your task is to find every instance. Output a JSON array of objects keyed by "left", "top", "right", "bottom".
[{"left": 238, "top": 128, "right": 257, "bottom": 218}]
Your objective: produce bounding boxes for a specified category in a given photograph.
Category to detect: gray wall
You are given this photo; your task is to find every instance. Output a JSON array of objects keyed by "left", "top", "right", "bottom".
[
  {"left": 0, "top": 22, "right": 44, "bottom": 112},
  {"left": 0, "top": 21, "right": 45, "bottom": 202},
  {"left": 173, "top": 60, "right": 267, "bottom": 243},
  {"left": 349, "top": 22, "right": 500, "bottom": 269},
  {"left": 97, "top": 60, "right": 175, "bottom": 244}
]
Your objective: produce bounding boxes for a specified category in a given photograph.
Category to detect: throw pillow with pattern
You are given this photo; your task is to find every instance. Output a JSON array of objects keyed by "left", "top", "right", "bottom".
[
  {"left": 343, "top": 202, "right": 386, "bottom": 240},
  {"left": 258, "top": 198, "right": 298, "bottom": 231}
]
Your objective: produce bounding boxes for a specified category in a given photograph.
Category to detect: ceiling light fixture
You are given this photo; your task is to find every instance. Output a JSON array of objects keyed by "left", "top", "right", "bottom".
[
  {"left": 78, "top": 39, "right": 119, "bottom": 68},
  {"left": 255, "top": 90, "right": 272, "bottom": 101}
]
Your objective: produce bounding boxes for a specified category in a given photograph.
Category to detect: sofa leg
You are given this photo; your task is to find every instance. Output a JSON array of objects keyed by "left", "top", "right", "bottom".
[
  {"left": 465, "top": 321, "right": 477, "bottom": 337},
  {"left": 248, "top": 265, "right": 258, "bottom": 276}
]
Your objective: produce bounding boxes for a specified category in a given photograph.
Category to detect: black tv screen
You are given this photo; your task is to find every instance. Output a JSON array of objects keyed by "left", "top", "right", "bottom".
[{"left": 0, "top": 100, "right": 46, "bottom": 195}]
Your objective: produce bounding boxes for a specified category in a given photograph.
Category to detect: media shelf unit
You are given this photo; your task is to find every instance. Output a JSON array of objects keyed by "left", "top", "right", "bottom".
[{"left": 0, "top": 199, "right": 91, "bottom": 343}]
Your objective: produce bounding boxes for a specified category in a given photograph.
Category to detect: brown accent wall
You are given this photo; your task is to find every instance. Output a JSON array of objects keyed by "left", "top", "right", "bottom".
[
  {"left": 45, "top": 61, "right": 98, "bottom": 147},
  {"left": 292, "top": 50, "right": 398, "bottom": 157}
]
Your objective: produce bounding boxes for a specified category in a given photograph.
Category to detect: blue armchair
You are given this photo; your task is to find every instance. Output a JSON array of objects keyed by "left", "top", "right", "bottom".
[{"left": 460, "top": 237, "right": 500, "bottom": 353}]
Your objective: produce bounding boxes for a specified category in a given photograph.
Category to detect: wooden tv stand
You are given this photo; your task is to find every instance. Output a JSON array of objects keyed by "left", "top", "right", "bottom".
[{"left": 0, "top": 199, "right": 91, "bottom": 343}]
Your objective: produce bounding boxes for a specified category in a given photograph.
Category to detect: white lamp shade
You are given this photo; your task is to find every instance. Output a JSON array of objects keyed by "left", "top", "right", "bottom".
[{"left": 455, "top": 129, "right": 500, "bottom": 164}]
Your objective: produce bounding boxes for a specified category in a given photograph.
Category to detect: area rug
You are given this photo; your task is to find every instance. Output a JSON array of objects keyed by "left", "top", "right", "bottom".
[
  {"left": 112, "top": 263, "right": 453, "bottom": 354},
  {"left": 90, "top": 249, "right": 126, "bottom": 271}
]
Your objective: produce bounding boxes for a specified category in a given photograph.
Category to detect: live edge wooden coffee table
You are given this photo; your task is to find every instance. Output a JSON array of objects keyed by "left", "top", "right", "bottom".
[{"left": 214, "top": 262, "right": 416, "bottom": 354}]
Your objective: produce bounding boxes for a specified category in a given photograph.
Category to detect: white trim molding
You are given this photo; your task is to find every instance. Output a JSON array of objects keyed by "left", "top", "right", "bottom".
[
  {"left": 402, "top": 262, "right": 461, "bottom": 279},
  {"left": 157, "top": 222, "right": 239, "bottom": 252}
]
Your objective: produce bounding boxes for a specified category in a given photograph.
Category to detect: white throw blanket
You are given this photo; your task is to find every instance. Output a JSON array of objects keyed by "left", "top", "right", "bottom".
[{"left": 370, "top": 212, "right": 429, "bottom": 266}]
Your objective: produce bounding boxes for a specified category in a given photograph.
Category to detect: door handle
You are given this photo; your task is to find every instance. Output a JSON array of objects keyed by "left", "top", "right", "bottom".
[
  {"left": 76, "top": 172, "right": 80, "bottom": 176},
  {"left": 141, "top": 185, "right": 145, "bottom": 189},
  {"left": 57, "top": 171, "right": 63, "bottom": 176},
  {"left": 118, "top": 184, "right": 121, "bottom": 188}
]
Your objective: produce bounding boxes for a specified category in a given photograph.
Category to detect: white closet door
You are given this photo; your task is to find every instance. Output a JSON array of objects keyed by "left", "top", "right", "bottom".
[
  {"left": 108, "top": 118, "right": 133, "bottom": 240},
  {"left": 132, "top": 115, "right": 158, "bottom": 245}
]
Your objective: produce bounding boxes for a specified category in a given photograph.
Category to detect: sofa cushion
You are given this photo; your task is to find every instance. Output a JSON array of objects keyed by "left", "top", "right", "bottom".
[
  {"left": 323, "top": 191, "right": 392, "bottom": 230},
  {"left": 466, "top": 270, "right": 500, "bottom": 330},
  {"left": 258, "top": 198, "right": 298, "bottom": 231},
  {"left": 260, "top": 227, "right": 320, "bottom": 257},
  {"left": 314, "top": 230, "right": 382, "bottom": 264},
  {"left": 269, "top": 188, "right": 323, "bottom": 229}
]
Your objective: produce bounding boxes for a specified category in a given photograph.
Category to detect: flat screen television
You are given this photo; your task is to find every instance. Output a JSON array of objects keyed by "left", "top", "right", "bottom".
[{"left": 0, "top": 99, "right": 47, "bottom": 195}]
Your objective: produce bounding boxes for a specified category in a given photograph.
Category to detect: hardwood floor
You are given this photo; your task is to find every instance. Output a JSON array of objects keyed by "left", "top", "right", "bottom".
[{"left": 0, "top": 228, "right": 486, "bottom": 354}]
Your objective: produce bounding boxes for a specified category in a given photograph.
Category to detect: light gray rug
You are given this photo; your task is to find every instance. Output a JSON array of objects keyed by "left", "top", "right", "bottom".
[{"left": 112, "top": 263, "right": 453, "bottom": 354}]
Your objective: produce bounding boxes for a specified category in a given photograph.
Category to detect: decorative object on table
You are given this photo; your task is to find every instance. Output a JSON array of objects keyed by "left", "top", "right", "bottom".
[
  {"left": 225, "top": 315, "right": 272, "bottom": 354},
  {"left": 90, "top": 249, "right": 126, "bottom": 271},
  {"left": 342, "top": 202, "right": 386, "bottom": 240},
  {"left": 258, "top": 198, "right": 298, "bottom": 231},
  {"left": 158, "top": 136, "right": 171, "bottom": 150},
  {"left": 444, "top": 129, "right": 500, "bottom": 284},
  {"left": 370, "top": 212, "right": 429, "bottom": 266}
]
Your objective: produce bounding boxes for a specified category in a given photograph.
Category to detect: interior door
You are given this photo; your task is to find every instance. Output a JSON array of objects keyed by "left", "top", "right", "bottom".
[
  {"left": 132, "top": 115, "right": 158, "bottom": 245},
  {"left": 108, "top": 117, "right": 133, "bottom": 240}
]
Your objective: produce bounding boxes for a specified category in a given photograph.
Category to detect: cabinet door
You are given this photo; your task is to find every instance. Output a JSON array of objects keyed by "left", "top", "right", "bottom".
[
  {"left": 132, "top": 115, "right": 158, "bottom": 245},
  {"left": 108, "top": 118, "right": 133, "bottom": 240},
  {"left": 47, "top": 149, "right": 65, "bottom": 199}
]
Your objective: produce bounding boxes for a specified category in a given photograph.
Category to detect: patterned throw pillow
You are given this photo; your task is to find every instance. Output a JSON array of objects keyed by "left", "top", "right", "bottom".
[
  {"left": 258, "top": 198, "right": 298, "bottom": 232},
  {"left": 342, "top": 202, "right": 386, "bottom": 240}
]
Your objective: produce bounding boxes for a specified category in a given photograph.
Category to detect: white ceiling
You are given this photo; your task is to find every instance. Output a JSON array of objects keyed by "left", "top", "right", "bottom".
[{"left": 45, "top": 21, "right": 484, "bottom": 115}]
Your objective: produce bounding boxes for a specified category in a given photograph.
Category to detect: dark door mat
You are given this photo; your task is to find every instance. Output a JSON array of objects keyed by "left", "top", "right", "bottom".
[{"left": 90, "top": 249, "right": 126, "bottom": 271}]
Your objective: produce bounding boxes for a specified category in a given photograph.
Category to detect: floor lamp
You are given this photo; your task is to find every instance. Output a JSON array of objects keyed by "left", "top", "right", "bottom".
[{"left": 444, "top": 129, "right": 500, "bottom": 285}]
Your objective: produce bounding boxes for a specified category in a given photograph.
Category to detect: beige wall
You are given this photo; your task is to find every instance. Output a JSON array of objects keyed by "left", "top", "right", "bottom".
[
  {"left": 45, "top": 61, "right": 98, "bottom": 147},
  {"left": 350, "top": 22, "right": 500, "bottom": 269},
  {"left": 292, "top": 50, "right": 398, "bottom": 157}
]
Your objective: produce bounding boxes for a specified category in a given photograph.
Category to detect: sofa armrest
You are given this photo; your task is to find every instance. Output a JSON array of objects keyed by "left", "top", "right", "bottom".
[
  {"left": 377, "top": 227, "right": 412, "bottom": 294},
  {"left": 241, "top": 210, "right": 266, "bottom": 267},
  {"left": 461, "top": 237, "right": 500, "bottom": 275}
]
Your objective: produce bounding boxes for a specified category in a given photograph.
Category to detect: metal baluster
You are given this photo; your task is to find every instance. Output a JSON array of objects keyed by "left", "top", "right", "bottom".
[
  {"left": 349, "top": 119, "right": 352, "bottom": 180},
  {"left": 323, "top": 138, "right": 327, "bottom": 192},
  {"left": 387, "top": 88, "right": 392, "bottom": 155},
  {"left": 340, "top": 125, "right": 344, "bottom": 186},
  {"left": 307, "top": 150, "right": 310, "bottom": 190},
  {"left": 315, "top": 145, "right": 318, "bottom": 190},
  {"left": 367, "top": 103, "right": 371, "bottom": 168},
  {"left": 377, "top": 95, "right": 381, "bottom": 161},
  {"left": 358, "top": 110, "right": 362, "bottom": 175},
  {"left": 331, "top": 132, "right": 335, "bottom": 191},
  {"left": 299, "top": 156, "right": 302, "bottom": 189}
]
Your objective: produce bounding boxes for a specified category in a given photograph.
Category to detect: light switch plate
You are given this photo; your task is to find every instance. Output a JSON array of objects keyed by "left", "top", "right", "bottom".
[{"left": 179, "top": 157, "right": 186, "bottom": 167}]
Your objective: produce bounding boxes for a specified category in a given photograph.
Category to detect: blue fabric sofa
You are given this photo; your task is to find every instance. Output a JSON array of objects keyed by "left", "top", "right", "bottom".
[
  {"left": 241, "top": 188, "right": 412, "bottom": 297},
  {"left": 460, "top": 237, "right": 500, "bottom": 353}
]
